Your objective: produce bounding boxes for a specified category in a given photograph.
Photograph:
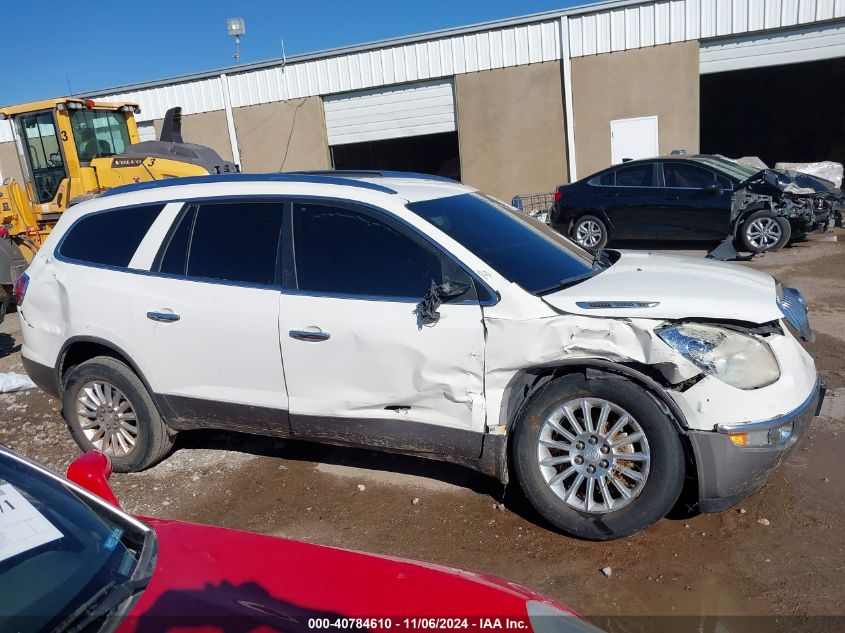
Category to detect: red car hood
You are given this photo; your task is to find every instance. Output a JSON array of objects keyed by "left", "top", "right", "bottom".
[{"left": 118, "top": 517, "right": 570, "bottom": 631}]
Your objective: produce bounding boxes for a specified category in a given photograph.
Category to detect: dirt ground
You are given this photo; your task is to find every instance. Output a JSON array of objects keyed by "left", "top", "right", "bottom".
[{"left": 2, "top": 232, "right": 844, "bottom": 632}]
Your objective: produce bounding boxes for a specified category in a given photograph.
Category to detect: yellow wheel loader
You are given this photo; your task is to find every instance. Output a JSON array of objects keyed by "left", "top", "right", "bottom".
[{"left": 0, "top": 98, "right": 237, "bottom": 318}]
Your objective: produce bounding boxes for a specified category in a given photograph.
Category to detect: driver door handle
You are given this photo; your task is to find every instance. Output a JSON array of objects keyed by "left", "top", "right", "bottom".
[
  {"left": 147, "top": 311, "right": 180, "bottom": 322},
  {"left": 289, "top": 329, "right": 331, "bottom": 342}
]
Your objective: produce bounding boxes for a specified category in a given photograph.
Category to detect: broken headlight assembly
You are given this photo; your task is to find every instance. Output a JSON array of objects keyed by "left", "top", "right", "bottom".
[
  {"left": 776, "top": 282, "right": 814, "bottom": 342},
  {"left": 656, "top": 323, "right": 780, "bottom": 390}
]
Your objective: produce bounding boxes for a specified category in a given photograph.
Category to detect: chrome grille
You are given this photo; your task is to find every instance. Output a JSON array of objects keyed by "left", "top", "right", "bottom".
[{"left": 778, "top": 285, "right": 813, "bottom": 342}]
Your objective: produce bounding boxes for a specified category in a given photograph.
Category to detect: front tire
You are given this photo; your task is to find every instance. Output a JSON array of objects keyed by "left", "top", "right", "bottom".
[
  {"left": 511, "top": 374, "right": 684, "bottom": 540},
  {"left": 62, "top": 357, "right": 175, "bottom": 472},
  {"left": 741, "top": 210, "right": 787, "bottom": 253},
  {"left": 571, "top": 215, "right": 608, "bottom": 249}
]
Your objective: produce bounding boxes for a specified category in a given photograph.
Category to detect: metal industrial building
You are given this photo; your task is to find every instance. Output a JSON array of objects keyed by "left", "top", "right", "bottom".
[{"left": 1, "top": 0, "right": 844, "bottom": 201}]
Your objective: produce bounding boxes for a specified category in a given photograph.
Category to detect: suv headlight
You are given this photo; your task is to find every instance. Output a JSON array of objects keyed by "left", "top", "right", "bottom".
[{"left": 657, "top": 324, "right": 780, "bottom": 390}]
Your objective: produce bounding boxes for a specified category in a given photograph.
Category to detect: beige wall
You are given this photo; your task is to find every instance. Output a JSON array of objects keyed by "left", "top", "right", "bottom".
[
  {"left": 455, "top": 61, "right": 569, "bottom": 200},
  {"left": 233, "top": 97, "right": 329, "bottom": 173},
  {"left": 571, "top": 41, "right": 700, "bottom": 177},
  {"left": 153, "top": 110, "right": 234, "bottom": 162},
  {"left": 0, "top": 141, "right": 25, "bottom": 184}
]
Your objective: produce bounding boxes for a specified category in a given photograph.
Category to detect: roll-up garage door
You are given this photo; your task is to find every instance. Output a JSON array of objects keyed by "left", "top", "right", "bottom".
[
  {"left": 700, "top": 22, "right": 845, "bottom": 74},
  {"left": 323, "top": 79, "right": 456, "bottom": 146}
]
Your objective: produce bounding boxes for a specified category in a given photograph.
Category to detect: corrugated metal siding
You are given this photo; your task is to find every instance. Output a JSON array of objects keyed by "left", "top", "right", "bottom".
[
  {"left": 324, "top": 79, "right": 456, "bottom": 145},
  {"left": 700, "top": 19, "right": 845, "bottom": 71},
  {"left": 97, "top": 75, "right": 226, "bottom": 122},
  {"left": 568, "top": 0, "right": 845, "bottom": 57},
  {"left": 227, "top": 20, "right": 560, "bottom": 108}
]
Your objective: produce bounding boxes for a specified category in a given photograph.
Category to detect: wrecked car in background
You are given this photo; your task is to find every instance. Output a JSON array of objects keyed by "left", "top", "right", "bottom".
[
  {"left": 549, "top": 155, "right": 843, "bottom": 257},
  {"left": 17, "top": 171, "right": 824, "bottom": 540}
]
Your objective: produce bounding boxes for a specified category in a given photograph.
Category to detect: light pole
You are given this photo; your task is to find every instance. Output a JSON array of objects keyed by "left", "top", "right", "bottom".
[{"left": 227, "top": 18, "right": 245, "bottom": 65}]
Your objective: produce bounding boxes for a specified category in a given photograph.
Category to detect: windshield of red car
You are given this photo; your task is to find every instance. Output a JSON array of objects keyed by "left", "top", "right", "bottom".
[
  {"left": 0, "top": 454, "right": 147, "bottom": 633},
  {"left": 406, "top": 193, "right": 595, "bottom": 295}
]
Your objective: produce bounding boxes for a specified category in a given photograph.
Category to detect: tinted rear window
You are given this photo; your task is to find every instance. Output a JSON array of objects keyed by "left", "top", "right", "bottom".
[
  {"left": 406, "top": 193, "right": 593, "bottom": 295},
  {"left": 156, "top": 201, "right": 283, "bottom": 285},
  {"left": 59, "top": 204, "right": 164, "bottom": 267}
]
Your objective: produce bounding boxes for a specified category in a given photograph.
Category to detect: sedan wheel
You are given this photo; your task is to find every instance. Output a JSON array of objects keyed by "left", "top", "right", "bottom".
[
  {"left": 745, "top": 216, "right": 782, "bottom": 251},
  {"left": 77, "top": 380, "right": 140, "bottom": 456},
  {"left": 572, "top": 215, "right": 608, "bottom": 249},
  {"left": 537, "top": 398, "right": 650, "bottom": 513}
]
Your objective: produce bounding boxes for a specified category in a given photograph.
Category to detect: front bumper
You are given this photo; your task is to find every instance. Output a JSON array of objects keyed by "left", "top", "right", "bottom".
[{"left": 689, "top": 377, "right": 824, "bottom": 513}]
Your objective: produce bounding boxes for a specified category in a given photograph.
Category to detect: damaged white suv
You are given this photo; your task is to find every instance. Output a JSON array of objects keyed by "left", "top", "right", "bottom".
[{"left": 18, "top": 172, "right": 823, "bottom": 540}]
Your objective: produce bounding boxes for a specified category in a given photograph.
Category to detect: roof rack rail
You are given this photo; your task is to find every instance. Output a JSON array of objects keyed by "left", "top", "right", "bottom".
[
  {"left": 288, "top": 170, "right": 459, "bottom": 183},
  {"left": 100, "top": 172, "right": 397, "bottom": 197}
]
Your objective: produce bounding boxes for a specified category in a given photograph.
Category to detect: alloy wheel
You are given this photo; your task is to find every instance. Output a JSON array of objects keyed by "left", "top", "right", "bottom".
[
  {"left": 76, "top": 380, "right": 139, "bottom": 456},
  {"left": 747, "top": 217, "right": 782, "bottom": 250},
  {"left": 536, "top": 397, "right": 651, "bottom": 513},
  {"left": 574, "top": 220, "right": 603, "bottom": 248}
]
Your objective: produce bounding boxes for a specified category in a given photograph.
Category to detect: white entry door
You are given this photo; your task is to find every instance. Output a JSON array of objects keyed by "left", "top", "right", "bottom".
[{"left": 610, "top": 116, "right": 659, "bottom": 165}]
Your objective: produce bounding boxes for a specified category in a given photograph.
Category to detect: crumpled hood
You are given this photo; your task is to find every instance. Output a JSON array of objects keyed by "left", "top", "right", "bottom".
[
  {"left": 543, "top": 251, "right": 782, "bottom": 323},
  {"left": 739, "top": 169, "right": 843, "bottom": 197}
]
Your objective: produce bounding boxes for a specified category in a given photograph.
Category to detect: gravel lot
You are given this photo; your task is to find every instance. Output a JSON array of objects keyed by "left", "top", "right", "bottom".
[{"left": 2, "top": 231, "right": 844, "bottom": 632}]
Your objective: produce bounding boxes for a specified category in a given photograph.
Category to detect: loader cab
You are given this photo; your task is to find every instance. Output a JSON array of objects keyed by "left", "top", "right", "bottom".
[
  {"left": 1, "top": 98, "right": 140, "bottom": 210},
  {"left": 18, "top": 109, "right": 67, "bottom": 204}
]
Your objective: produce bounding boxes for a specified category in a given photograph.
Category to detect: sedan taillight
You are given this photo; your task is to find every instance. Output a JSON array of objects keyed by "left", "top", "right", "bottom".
[
  {"left": 553, "top": 191, "right": 563, "bottom": 203},
  {"left": 13, "top": 272, "right": 29, "bottom": 305}
]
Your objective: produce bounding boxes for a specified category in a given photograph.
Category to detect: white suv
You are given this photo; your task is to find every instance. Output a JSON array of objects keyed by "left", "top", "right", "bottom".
[{"left": 18, "top": 172, "right": 823, "bottom": 540}]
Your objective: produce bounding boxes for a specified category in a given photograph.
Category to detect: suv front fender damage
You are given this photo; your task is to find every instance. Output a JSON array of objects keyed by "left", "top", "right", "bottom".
[{"left": 484, "top": 314, "right": 702, "bottom": 431}]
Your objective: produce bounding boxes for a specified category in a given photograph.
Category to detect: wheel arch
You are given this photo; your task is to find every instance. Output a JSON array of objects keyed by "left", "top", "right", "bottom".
[
  {"left": 501, "top": 360, "right": 689, "bottom": 434},
  {"left": 491, "top": 359, "right": 697, "bottom": 488},
  {"left": 56, "top": 336, "right": 173, "bottom": 420},
  {"left": 572, "top": 208, "right": 614, "bottom": 232}
]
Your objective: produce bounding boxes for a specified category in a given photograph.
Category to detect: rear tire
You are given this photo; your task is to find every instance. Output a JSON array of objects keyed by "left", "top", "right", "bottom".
[
  {"left": 571, "top": 215, "right": 608, "bottom": 250},
  {"left": 62, "top": 357, "right": 175, "bottom": 472},
  {"left": 511, "top": 374, "right": 684, "bottom": 540},
  {"left": 741, "top": 210, "right": 787, "bottom": 253}
]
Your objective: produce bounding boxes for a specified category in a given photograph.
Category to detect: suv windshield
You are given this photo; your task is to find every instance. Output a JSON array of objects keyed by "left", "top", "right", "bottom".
[
  {"left": 0, "top": 452, "right": 152, "bottom": 633},
  {"left": 70, "top": 109, "right": 131, "bottom": 162},
  {"left": 406, "top": 193, "right": 596, "bottom": 295}
]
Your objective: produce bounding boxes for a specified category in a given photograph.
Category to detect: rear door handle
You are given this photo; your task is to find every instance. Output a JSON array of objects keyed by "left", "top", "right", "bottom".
[
  {"left": 663, "top": 195, "right": 680, "bottom": 200},
  {"left": 147, "top": 311, "right": 180, "bottom": 322},
  {"left": 289, "top": 329, "right": 330, "bottom": 342}
]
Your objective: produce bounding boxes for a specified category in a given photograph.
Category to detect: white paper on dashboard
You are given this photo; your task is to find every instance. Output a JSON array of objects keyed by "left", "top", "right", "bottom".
[{"left": 0, "top": 483, "right": 63, "bottom": 563}]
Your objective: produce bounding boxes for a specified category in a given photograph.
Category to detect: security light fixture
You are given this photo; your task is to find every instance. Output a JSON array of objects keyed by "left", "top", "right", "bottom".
[{"left": 227, "top": 18, "right": 245, "bottom": 65}]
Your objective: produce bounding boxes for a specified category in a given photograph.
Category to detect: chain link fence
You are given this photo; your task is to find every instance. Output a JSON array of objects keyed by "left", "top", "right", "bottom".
[{"left": 510, "top": 192, "right": 555, "bottom": 223}]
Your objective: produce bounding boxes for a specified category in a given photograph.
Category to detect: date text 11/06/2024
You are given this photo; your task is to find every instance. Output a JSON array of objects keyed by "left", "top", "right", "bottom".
[{"left": 307, "top": 618, "right": 533, "bottom": 630}]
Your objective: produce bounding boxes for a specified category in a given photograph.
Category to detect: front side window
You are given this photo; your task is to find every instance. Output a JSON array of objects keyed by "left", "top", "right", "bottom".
[
  {"left": 18, "top": 111, "right": 66, "bottom": 203},
  {"left": 59, "top": 204, "right": 164, "bottom": 267},
  {"left": 615, "top": 163, "right": 655, "bottom": 187},
  {"left": 157, "top": 201, "right": 283, "bottom": 285},
  {"left": 406, "top": 193, "right": 595, "bottom": 295},
  {"left": 292, "top": 203, "right": 446, "bottom": 299},
  {"left": 0, "top": 453, "right": 151, "bottom": 633},
  {"left": 70, "top": 110, "right": 131, "bottom": 162},
  {"left": 663, "top": 163, "right": 717, "bottom": 188}
]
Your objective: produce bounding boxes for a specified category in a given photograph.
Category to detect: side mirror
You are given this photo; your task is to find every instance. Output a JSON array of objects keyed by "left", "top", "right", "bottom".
[
  {"left": 67, "top": 451, "right": 121, "bottom": 507},
  {"left": 703, "top": 183, "right": 723, "bottom": 196}
]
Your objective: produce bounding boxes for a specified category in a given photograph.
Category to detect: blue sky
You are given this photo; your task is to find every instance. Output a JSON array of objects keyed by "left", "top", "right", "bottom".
[{"left": 2, "top": 0, "right": 589, "bottom": 106}]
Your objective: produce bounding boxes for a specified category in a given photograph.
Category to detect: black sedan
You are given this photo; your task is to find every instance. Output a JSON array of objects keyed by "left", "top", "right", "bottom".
[{"left": 550, "top": 155, "right": 841, "bottom": 255}]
